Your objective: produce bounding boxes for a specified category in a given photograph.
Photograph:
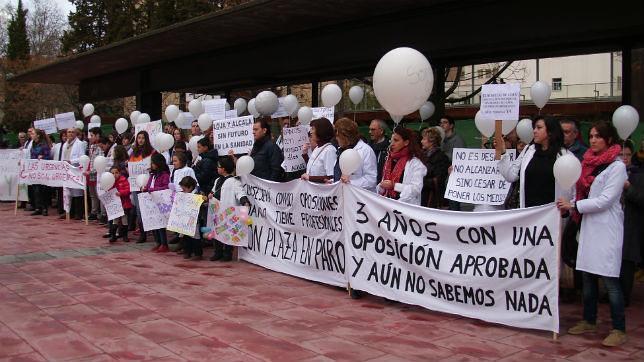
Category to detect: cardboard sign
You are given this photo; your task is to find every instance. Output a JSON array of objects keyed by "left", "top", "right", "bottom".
[
  {"left": 203, "top": 99, "right": 228, "bottom": 121},
  {"left": 55, "top": 112, "right": 76, "bottom": 130},
  {"left": 311, "top": 107, "right": 335, "bottom": 123},
  {"left": 166, "top": 192, "right": 204, "bottom": 236},
  {"left": 34, "top": 118, "right": 58, "bottom": 134},
  {"left": 280, "top": 126, "right": 308, "bottom": 172},
  {"left": 212, "top": 115, "right": 254, "bottom": 154},
  {"left": 480, "top": 83, "right": 521, "bottom": 121}
]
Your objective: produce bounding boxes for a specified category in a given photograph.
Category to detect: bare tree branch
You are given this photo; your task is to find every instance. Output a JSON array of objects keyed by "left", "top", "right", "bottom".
[{"left": 445, "top": 61, "right": 513, "bottom": 104}]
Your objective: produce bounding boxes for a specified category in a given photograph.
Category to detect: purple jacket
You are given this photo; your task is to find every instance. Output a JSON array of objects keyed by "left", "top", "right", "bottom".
[{"left": 145, "top": 170, "right": 170, "bottom": 192}]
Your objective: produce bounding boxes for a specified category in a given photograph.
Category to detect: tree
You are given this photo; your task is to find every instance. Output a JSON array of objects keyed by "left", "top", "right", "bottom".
[
  {"left": 6, "top": 0, "right": 29, "bottom": 60},
  {"left": 28, "top": 0, "right": 66, "bottom": 57}
]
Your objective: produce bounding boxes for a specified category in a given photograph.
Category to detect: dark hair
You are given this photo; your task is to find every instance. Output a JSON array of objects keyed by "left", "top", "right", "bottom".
[
  {"left": 310, "top": 118, "right": 334, "bottom": 145},
  {"left": 173, "top": 150, "right": 188, "bottom": 167},
  {"left": 173, "top": 128, "right": 185, "bottom": 141},
  {"left": 218, "top": 156, "right": 235, "bottom": 174},
  {"left": 150, "top": 153, "right": 169, "bottom": 173},
  {"left": 532, "top": 116, "right": 564, "bottom": 156},
  {"left": 98, "top": 135, "right": 111, "bottom": 145},
  {"left": 132, "top": 131, "right": 154, "bottom": 157},
  {"left": 109, "top": 166, "right": 121, "bottom": 173},
  {"left": 120, "top": 132, "right": 132, "bottom": 144},
  {"left": 624, "top": 139, "right": 634, "bottom": 153},
  {"left": 179, "top": 176, "right": 197, "bottom": 190},
  {"left": 590, "top": 120, "right": 620, "bottom": 146},
  {"left": 174, "top": 140, "right": 187, "bottom": 151},
  {"left": 254, "top": 119, "right": 271, "bottom": 138},
  {"left": 393, "top": 126, "right": 423, "bottom": 159},
  {"left": 559, "top": 119, "right": 579, "bottom": 132},
  {"left": 89, "top": 127, "right": 102, "bottom": 136},
  {"left": 113, "top": 145, "right": 129, "bottom": 164},
  {"left": 441, "top": 115, "right": 455, "bottom": 126},
  {"left": 197, "top": 137, "right": 212, "bottom": 150}
]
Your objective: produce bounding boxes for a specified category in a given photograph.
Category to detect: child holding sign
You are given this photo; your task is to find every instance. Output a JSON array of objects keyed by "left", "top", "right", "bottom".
[
  {"left": 178, "top": 176, "right": 203, "bottom": 260},
  {"left": 108, "top": 166, "right": 132, "bottom": 242},
  {"left": 143, "top": 153, "right": 171, "bottom": 252}
]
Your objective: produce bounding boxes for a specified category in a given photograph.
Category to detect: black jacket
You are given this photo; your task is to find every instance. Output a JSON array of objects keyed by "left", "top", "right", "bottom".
[
  {"left": 193, "top": 149, "right": 218, "bottom": 194},
  {"left": 251, "top": 136, "right": 284, "bottom": 181},
  {"left": 370, "top": 139, "right": 389, "bottom": 183},
  {"left": 421, "top": 148, "right": 450, "bottom": 208},
  {"left": 623, "top": 169, "right": 644, "bottom": 263}
]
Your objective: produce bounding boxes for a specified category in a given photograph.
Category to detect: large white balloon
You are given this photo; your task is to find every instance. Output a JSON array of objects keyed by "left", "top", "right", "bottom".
[
  {"left": 255, "top": 91, "right": 279, "bottom": 116},
  {"left": 321, "top": 84, "right": 342, "bottom": 107},
  {"left": 130, "top": 110, "right": 141, "bottom": 125},
  {"left": 188, "top": 135, "right": 204, "bottom": 155},
  {"left": 531, "top": 81, "right": 551, "bottom": 109},
  {"left": 136, "top": 174, "right": 150, "bottom": 189},
  {"left": 373, "top": 47, "right": 433, "bottom": 120},
  {"left": 419, "top": 101, "right": 435, "bottom": 121},
  {"left": 474, "top": 111, "right": 494, "bottom": 138},
  {"left": 93, "top": 155, "right": 108, "bottom": 174},
  {"left": 234, "top": 98, "right": 247, "bottom": 116},
  {"left": 137, "top": 113, "right": 151, "bottom": 124},
  {"left": 612, "top": 105, "right": 639, "bottom": 140},
  {"left": 516, "top": 118, "right": 534, "bottom": 144},
  {"left": 115, "top": 118, "right": 128, "bottom": 134},
  {"left": 188, "top": 99, "right": 204, "bottom": 118},
  {"left": 283, "top": 94, "right": 299, "bottom": 115},
  {"left": 99, "top": 172, "right": 115, "bottom": 190},
  {"left": 197, "top": 113, "right": 213, "bottom": 131},
  {"left": 174, "top": 113, "right": 190, "bottom": 129},
  {"left": 501, "top": 119, "right": 518, "bottom": 136},
  {"left": 75, "top": 120, "right": 84, "bottom": 130},
  {"left": 297, "top": 106, "right": 313, "bottom": 125},
  {"left": 154, "top": 133, "right": 174, "bottom": 152},
  {"left": 90, "top": 115, "right": 101, "bottom": 124},
  {"left": 236, "top": 155, "right": 255, "bottom": 176},
  {"left": 348, "top": 86, "right": 364, "bottom": 105},
  {"left": 165, "top": 105, "right": 180, "bottom": 122},
  {"left": 553, "top": 154, "right": 582, "bottom": 189},
  {"left": 339, "top": 149, "right": 362, "bottom": 175},
  {"left": 79, "top": 155, "right": 90, "bottom": 170},
  {"left": 82, "top": 103, "right": 94, "bottom": 117},
  {"left": 247, "top": 98, "right": 259, "bottom": 118}
]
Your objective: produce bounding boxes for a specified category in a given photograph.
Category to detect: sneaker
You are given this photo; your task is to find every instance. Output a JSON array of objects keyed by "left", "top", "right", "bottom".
[
  {"left": 209, "top": 253, "right": 223, "bottom": 262},
  {"left": 150, "top": 244, "right": 159, "bottom": 252},
  {"left": 42, "top": 209, "right": 48, "bottom": 216},
  {"left": 568, "top": 320, "right": 597, "bottom": 335},
  {"left": 602, "top": 329, "right": 627, "bottom": 347},
  {"left": 30, "top": 209, "right": 42, "bottom": 216},
  {"left": 156, "top": 245, "right": 169, "bottom": 253}
]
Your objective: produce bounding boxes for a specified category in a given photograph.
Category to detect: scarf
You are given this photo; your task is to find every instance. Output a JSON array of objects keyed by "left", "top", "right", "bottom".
[
  {"left": 573, "top": 144, "right": 621, "bottom": 222},
  {"left": 380, "top": 146, "right": 410, "bottom": 199}
]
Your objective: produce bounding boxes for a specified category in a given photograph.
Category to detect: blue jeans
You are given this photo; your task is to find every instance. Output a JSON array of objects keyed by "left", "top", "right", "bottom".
[
  {"left": 582, "top": 272, "right": 625, "bottom": 331},
  {"left": 153, "top": 228, "right": 168, "bottom": 246}
]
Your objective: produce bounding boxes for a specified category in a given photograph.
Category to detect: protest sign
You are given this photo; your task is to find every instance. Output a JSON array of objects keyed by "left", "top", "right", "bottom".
[
  {"left": 238, "top": 175, "right": 346, "bottom": 287},
  {"left": 343, "top": 185, "right": 560, "bottom": 332},
  {"left": 212, "top": 115, "right": 254, "bottom": 154},
  {"left": 138, "top": 190, "right": 174, "bottom": 231},
  {"left": 225, "top": 110, "right": 237, "bottom": 119},
  {"left": 480, "top": 83, "right": 521, "bottom": 121},
  {"left": 166, "top": 192, "right": 204, "bottom": 235},
  {"left": 179, "top": 112, "right": 195, "bottom": 129},
  {"left": 99, "top": 188, "right": 125, "bottom": 221},
  {"left": 206, "top": 198, "right": 221, "bottom": 230},
  {"left": 312, "top": 107, "right": 335, "bottom": 123},
  {"left": 213, "top": 206, "right": 250, "bottom": 246},
  {"left": 135, "top": 120, "right": 162, "bottom": 149},
  {"left": 445, "top": 148, "right": 516, "bottom": 205},
  {"left": 127, "top": 157, "right": 151, "bottom": 191},
  {"left": 19, "top": 159, "right": 86, "bottom": 189},
  {"left": 55, "top": 112, "right": 76, "bottom": 130},
  {"left": 34, "top": 118, "right": 58, "bottom": 134},
  {"left": 280, "top": 126, "right": 308, "bottom": 172},
  {"left": 203, "top": 99, "right": 227, "bottom": 121},
  {"left": 271, "top": 97, "right": 290, "bottom": 119},
  {"left": 0, "top": 150, "right": 28, "bottom": 201}
]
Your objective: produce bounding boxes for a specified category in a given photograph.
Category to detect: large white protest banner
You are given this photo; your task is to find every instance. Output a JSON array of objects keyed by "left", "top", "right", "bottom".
[
  {"left": 280, "top": 126, "right": 308, "bottom": 172},
  {"left": 138, "top": 190, "right": 174, "bottom": 231},
  {"left": 312, "top": 107, "right": 335, "bottom": 123},
  {"left": 212, "top": 115, "right": 254, "bottom": 154},
  {"left": 34, "top": 118, "right": 58, "bottom": 135},
  {"left": 203, "top": 99, "right": 227, "bottom": 121},
  {"left": 55, "top": 112, "right": 76, "bottom": 130},
  {"left": 271, "top": 97, "right": 289, "bottom": 119},
  {"left": 445, "top": 148, "right": 516, "bottom": 205},
  {"left": 99, "top": 189, "right": 125, "bottom": 221},
  {"left": 127, "top": 157, "right": 151, "bottom": 191},
  {"left": 135, "top": 120, "right": 162, "bottom": 149},
  {"left": 239, "top": 175, "right": 346, "bottom": 287},
  {"left": 19, "top": 159, "right": 86, "bottom": 189},
  {"left": 0, "top": 150, "right": 28, "bottom": 201},
  {"left": 343, "top": 185, "right": 560, "bottom": 332},
  {"left": 480, "top": 83, "right": 521, "bottom": 121},
  {"left": 167, "top": 192, "right": 203, "bottom": 235}
]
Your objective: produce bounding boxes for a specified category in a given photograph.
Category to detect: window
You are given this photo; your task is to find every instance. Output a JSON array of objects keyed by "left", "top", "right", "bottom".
[{"left": 552, "top": 78, "right": 562, "bottom": 91}]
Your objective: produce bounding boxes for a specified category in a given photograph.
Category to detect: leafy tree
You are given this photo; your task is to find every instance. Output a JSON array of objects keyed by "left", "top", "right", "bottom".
[{"left": 6, "top": 0, "right": 29, "bottom": 60}]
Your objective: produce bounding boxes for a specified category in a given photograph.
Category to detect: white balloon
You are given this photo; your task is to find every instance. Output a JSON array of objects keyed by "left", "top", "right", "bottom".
[
  {"left": 137, "top": 113, "right": 151, "bottom": 124},
  {"left": 531, "top": 81, "right": 551, "bottom": 109},
  {"left": 130, "top": 110, "right": 141, "bottom": 125},
  {"left": 612, "top": 105, "right": 639, "bottom": 140},
  {"left": 516, "top": 118, "right": 534, "bottom": 144},
  {"left": 234, "top": 98, "right": 247, "bottom": 116},
  {"left": 321, "top": 84, "right": 342, "bottom": 107},
  {"left": 189, "top": 135, "right": 204, "bottom": 155},
  {"left": 225, "top": 101, "right": 231, "bottom": 111},
  {"left": 75, "top": 120, "right": 84, "bottom": 130},
  {"left": 348, "top": 86, "right": 364, "bottom": 105},
  {"left": 93, "top": 155, "right": 108, "bottom": 174},
  {"left": 419, "top": 101, "right": 435, "bottom": 121},
  {"left": 283, "top": 94, "right": 299, "bottom": 114},
  {"left": 154, "top": 133, "right": 174, "bottom": 152},
  {"left": 553, "top": 154, "right": 582, "bottom": 189},
  {"left": 99, "top": 172, "right": 115, "bottom": 191},
  {"left": 174, "top": 113, "right": 190, "bottom": 129},
  {"left": 79, "top": 155, "right": 90, "bottom": 170},
  {"left": 297, "top": 106, "right": 313, "bottom": 125},
  {"left": 115, "top": 118, "right": 128, "bottom": 134},
  {"left": 291, "top": 105, "right": 300, "bottom": 118},
  {"left": 90, "top": 115, "right": 101, "bottom": 124},
  {"left": 236, "top": 155, "right": 255, "bottom": 176},
  {"left": 339, "top": 148, "right": 362, "bottom": 175},
  {"left": 82, "top": 103, "right": 94, "bottom": 117},
  {"left": 502, "top": 119, "right": 518, "bottom": 136},
  {"left": 391, "top": 114, "right": 403, "bottom": 125},
  {"left": 165, "top": 105, "right": 180, "bottom": 122},
  {"left": 164, "top": 133, "right": 174, "bottom": 150},
  {"left": 474, "top": 111, "right": 494, "bottom": 138},
  {"left": 198, "top": 113, "right": 213, "bottom": 132},
  {"left": 373, "top": 47, "right": 433, "bottom": 120},
  {"left": 255, "top": 91, "right": 279, "bottom": 116},
  {"left": 247, "top": 98, "right": 259, "bottom": 118},
  {"left": 136, "top": 174, "right": 150, "bottom": 189},
  {"left": 188, "top": 99, "right": 204, "bottom": 118}
]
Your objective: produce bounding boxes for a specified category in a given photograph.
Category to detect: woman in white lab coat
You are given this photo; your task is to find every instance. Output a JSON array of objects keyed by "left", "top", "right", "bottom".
[{"left": 62, "top": 128, "right": 87, "bottom": 219}]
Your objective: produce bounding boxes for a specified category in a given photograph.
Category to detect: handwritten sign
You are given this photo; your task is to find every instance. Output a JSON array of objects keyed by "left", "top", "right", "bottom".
[
  {"left": 55, "top": 112, "right": 76, "bottom": 130},
  {"left": 480, "top": 83, "right": 521, "bottom": 121},
  {"left": 166, "top": 192, "right": 204, "bottom": 235},
  {"left": 312, "top": 107, "right": 335, "bottom": 123},
  {"left": 127, "top": 157, "right": 151, "bottom": 191},
  {"left": 99, "top": 188, "right": 125, "bottom": 221},
  {"left": 135, "top": 120, "right": 162, "bottom": 149},
  {"left": 18, "top": 159, "right": 86, "bottom": 189},
  {"left": 179, "top": 112, "right": 195, "bottom": 129},
  {"left": 203, "top": 99, "right": 227, "bottom": 121},
  {"left": 225, "top": 110, "right": 237, "bottom": 119},
  {"left": 0, "top": 150, "right": 28, "bottom": 201},
  {"left": 280, "top": 126, "right": 308, "bottom": 172},
  {"left": 34, "top": 118, "right": 58, "bottom": 134},
  {"left": 271, "top": 97, "right": 290, "bottom": 119},
  {"left": 212, "top": 115, "right": 254, "bottom": 154},
  {"left": 214, "top": 206, "right": 250, "bottom": 246},
  {"left": 206, "top": 198, "right": 221, "bottom": 230},
  {"left": 138, "top": 190, "right": 174, "bottom": 231}
]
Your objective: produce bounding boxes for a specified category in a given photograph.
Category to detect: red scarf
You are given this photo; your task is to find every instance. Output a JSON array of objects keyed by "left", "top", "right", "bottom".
[
  {"left": 573, "top": 144, "right": 621, "bottom": 222},
  {"left": 380, "top": 147, "right": 410, "bottom": 199}
]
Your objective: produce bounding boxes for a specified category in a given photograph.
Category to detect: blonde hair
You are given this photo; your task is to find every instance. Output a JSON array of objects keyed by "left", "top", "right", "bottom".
[{"left": 334, "top": 117, "right": 360, "bottom": 145}]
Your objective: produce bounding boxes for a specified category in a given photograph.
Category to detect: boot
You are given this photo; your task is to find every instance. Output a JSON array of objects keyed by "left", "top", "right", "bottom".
[
  {"left": 210, "top": 240, "right": 223, "bottom": 261},
  {"left": 108, "top": 224, "right": 118, "bottom": 243},
  {"left": 103, "top": 221, "right": 113, "bottom": 238},
  {"left": 136, "top": 231, "right": 147, "bottom": 243},
  {"left": 222, "top": 245, "right": 233, "bottom": 262},
  {"left": 120, "top": 226, "right": 129, "bottom": 242}
]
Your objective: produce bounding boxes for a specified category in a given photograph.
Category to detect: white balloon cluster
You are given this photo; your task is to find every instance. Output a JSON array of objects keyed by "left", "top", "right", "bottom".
[{"left": 189, "top": 99, "right": 205, "bottom": 118}]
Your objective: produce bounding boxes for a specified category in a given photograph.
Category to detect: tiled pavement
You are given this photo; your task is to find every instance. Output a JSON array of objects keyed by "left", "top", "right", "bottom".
[{"left": 1, "top": 202, "right": 643, "bottom": 361}]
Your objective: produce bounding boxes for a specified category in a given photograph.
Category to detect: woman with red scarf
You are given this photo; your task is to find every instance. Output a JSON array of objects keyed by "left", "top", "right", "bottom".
[
  {"left": 377, "top": 127, "right": 427, "bottom": 205},
  {"left": 557, "top": 121, "right": 628, "bottom": 347}
]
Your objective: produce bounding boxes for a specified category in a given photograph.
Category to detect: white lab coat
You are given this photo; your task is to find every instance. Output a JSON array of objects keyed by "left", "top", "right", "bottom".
[
  {"left": 350, "top": 140, "right": 378, "bottom": 192},
  {"left": 575, "top": 159, "right": 627, "bottom": 277},
  {"left": 498, "top": 144, "right": 574, "bottom": 208},
  {"left": 212, "top": 176, "right": 247, "bottom": 210},
  {"left": 306, "top": 143, "right": 337, "bottom": 177},
  {"left": 376, "top": 157, "right": 427, "bottom": 205},
  {"left": 63, "top": 138, "right": 87, "bottom": 197},
  {"left": 172, "top": 166, "right": 198, "bottom": 185},
  {"left": 52, "top": 142, "right": 64, "bottom": 161}
]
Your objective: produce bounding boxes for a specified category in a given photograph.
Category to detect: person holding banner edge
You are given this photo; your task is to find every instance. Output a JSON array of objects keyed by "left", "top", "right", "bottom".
[
  {"left": 29, "top": 129, "right": 52, "bottom": 216},
  {"left": 301, "top": 118, "right": 336, "bottom": 184},
  {"left": 62, "top": 128, "right": 87, "bottom": 220},
  {"left": 143, "top": 153, "right": 171, "bottom": 252}
]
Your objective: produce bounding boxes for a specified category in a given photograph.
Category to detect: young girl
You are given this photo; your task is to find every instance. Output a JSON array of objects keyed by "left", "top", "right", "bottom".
[
  {"left": 108, "top": 166, "right": 132, "bottom": 242},
  {"left": 169, "top": 151, "right": 197, "bottom": 247},
  {"left": 130, "top": 131, "right": 155, "bottom": 242},
  {"left": 143, "top": 153, "right": 171, "bottom": 252},
  {"left": 178, "top": 176, "right": 203, "bottom": 260},
  {"left": 208, "top": 157, "right": 250, "bottom": 261}
]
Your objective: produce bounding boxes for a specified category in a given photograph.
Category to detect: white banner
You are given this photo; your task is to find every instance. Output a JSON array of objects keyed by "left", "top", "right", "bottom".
[
  {"left": 480, "top": 83, "right": 521, "bottom": 121},
  {"left": 19, "top": 160, "right": 86, "bottom": 189},
  {"left": 127, "top": 157, "right": 151, "bottom": 191},
  {"left": 34, "top": 118, "right": 58, "bottom": 134},
  {"left": 99, "top": 188, "right": 125, "bottom": 221},
  {"left": 138, "top": 190, "right": 174, "bottom": 231},
  {"left": 212, "top": 115, "right": 254, "bottom": 155},
  {"left": 343, "top": 185, "right": 560, "bottom": 332},
  {"left": 167, "top": 192, "right": 203, "bottom": 235},
  {"left": 0, "top": 150, "right": 28, "bottom": 201},
  {"left": 55, "top": 112, "right": 76, "bottom": 130},
  {"left": 280, "top": 126, "right": 308, "bottom": 172},
  {"left": 203, "top": 99, "right": 227, "bottom": 121},
  {"left": 239, "top": 176, "right": 346, "bottom": 287},
  {"left": 312, "top": 107, "right": 335, "bottom": 123},
  {"left": 445, "top": 148, "right": 516, "bottom": 205},
  {"left": 135, "top": 121, "right": 162, "bottom": 149}
]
